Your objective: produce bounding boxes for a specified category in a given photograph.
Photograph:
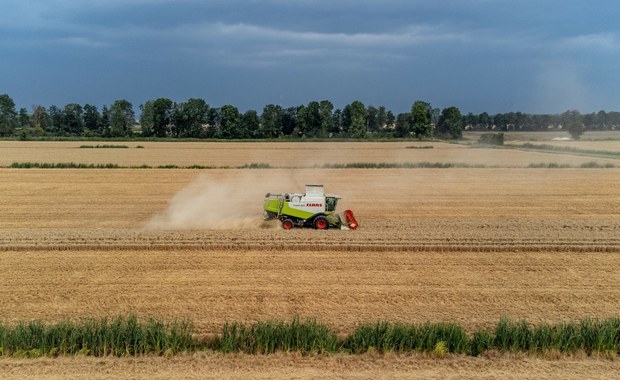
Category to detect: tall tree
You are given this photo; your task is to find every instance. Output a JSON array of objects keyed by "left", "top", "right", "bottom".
[
  {"left": 596, "top": 110, "right": 607, "bottom": 129},
  {"left": 298, "top": 101, "right": 321, "bottom": 137},
  {"left": 394, "top": 113, "right": 411, "bottom": 137},
  {"left": 242, "top": 109, "right": 260, "bottom": 138},
  {"left": 0, "top": 94, "right": 18, "bottom": 136},
  {"left": 377, "top": 106, "right": 387, "bottom": 130},
  {"left": 204, "top": 107, "right": 220, "bottom": 138},
  {"left": 331, "top": 108, "right": 342, "bottom": 135},
  {"left": 260, "top": 104, "right": 283, "bottom": 138},
  {"left": 318, "top": 100, "right": 334, "bottom": 137},
  {"left": 100, "top": 105, "right": 111, "bottom": 136},
  {"left": 478, "top": 112, "right": 491, "bottom": 130},
  {"left": 218, "top": 105, "right": 241, "bottom": 139},
  {"left": 172, "top": 98, "right": 209, "bottom": 138},
  {"left": 18, "top": 108, "right": 30, "bottom": 128},
  {"left": 410, "top": 100, "right": 433, "bottom": 138},
  {"left": 47, "top": 105, "right": 63, "bottom": 134},
  {"left": 30, "top": 105, "right": 49, "bottom": 136},
  {"left": 348, "top": 100, "right": 367, "bottom": 138},
  {"left": 146, "top": 98, "right": 174, "bottom": 137},
  {"left": 281, "top": 107, "right": 297, "bottom": 136},
  {"left": 109, "top": 99, "right": 135, "bottom": 137},
  {"left": 139, "top": 101, "right": 155, "bottom": 137},
  {"left": 562, "top": 109, "right": 585, "bottom": 139},
  {"left": 431, "top": 108, "right": 441, "bottom": 125},
  {"left": 62, "top": 103, "right": 83, "bottom": 135},
  {"left": 366, "top": 105, "right": 379, "bottom": 133},
  {"left": 436, "top": 106, "right": 463, "bottom": 139},
  {"left": 386, "top": 110, "right": 396, "bottom": 129},
  {"left": 341, "top": 104, "right": 352, "bottom": 135},
  {"left": 82, "top": 104, "right": 101, "bottom": 133}
]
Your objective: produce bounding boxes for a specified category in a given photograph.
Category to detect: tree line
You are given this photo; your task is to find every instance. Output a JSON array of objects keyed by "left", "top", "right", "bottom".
[{"left": 1, "top": 93, "right": 618, "bottom": 140}]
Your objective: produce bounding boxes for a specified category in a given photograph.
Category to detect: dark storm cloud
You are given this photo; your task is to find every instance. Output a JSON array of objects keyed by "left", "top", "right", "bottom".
[{"left": 1, "top": 0, "right": 619, "bottom": 113}]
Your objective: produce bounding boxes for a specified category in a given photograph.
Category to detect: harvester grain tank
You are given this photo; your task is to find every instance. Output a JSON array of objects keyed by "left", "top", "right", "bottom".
[{"left": 263, "top": 185, "right": 358, "bottom": 230}]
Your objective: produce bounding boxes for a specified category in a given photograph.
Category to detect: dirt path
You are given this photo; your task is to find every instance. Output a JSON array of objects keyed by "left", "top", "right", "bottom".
[{"left": 2, "top": 353, "right": 620, "bottom": 380}]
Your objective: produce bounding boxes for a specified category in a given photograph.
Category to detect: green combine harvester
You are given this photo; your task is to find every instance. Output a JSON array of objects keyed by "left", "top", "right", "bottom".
[{"left": 263, "top": 184, "right": 359, "bottom": 230}]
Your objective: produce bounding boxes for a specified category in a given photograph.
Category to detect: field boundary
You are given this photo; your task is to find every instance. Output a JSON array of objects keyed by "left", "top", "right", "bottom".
[
  {"left": 4, "top": 161, "right": 618, "bottom": 169},
  {"left": 1, "top": 242, "right": 618, "bottom": 253},
  {"left": 502, "top": 143, "right": 620, "bottom": 160}
]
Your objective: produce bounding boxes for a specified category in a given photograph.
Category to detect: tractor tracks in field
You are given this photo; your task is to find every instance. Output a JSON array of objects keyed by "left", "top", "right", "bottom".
[{"left": 1, "top": 237, "right": 619, "bottom": 253}]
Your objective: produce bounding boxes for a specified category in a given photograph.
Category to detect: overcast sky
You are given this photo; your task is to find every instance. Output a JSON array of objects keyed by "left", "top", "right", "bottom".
[{"left": 1, "top": 0, "right": 619, "bottom": 114}]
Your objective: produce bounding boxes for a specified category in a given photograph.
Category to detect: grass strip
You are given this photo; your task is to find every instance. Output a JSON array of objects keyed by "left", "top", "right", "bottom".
[
  {"left": 5, "top": 161, "right": 616, "bottom": 169},
  {"left": 1, "top": 316, "right": 620, "bottom": 358},
  {"left": 320, "top": 162, "right": 486, "bottom": 169},
  {"left": 405, "top": 145, "right": 434, "bottom": 149},
  {"left": 9, "top": 162, "right": 121, "bottom": 169},
  {"left": 0, "top": 315, "right": 195, "bottom": 358},
  {"left": 79, "top": 145, "right": 129, "bottom": 149},
  {"left": 528, "top": 162, "right": 615, "bottom": 168}
]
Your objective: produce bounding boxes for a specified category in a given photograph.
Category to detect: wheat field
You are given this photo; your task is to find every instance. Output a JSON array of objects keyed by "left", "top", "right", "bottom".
[
  {"left": 1, "top": 140, "right": 620, "bottom": 378},
  {"left": 1, "top": 139, "right": 618, "bottom": 167}
]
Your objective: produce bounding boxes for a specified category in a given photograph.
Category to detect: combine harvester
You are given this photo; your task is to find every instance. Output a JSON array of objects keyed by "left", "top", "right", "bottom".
[{"left": 264, "top": 185, "right": 358, "bottom": 230}]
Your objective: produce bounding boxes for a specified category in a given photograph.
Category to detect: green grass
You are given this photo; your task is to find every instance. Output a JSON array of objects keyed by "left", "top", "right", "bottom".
[
  {"left": 320, "top": 162, "right": 486, "bottom": 169},
  {"left": 342, "top": 321, "right": 469, "bottom": 354},
  {"left": 9, "top": 162, "right": 120, "bottom": 169},
  {"left": 214, "top": 318, "right": 339, "bottom": 354},
  {"left": 0, "top": 315, "right": 195, "bottom": 357},
  {"left": 238, "top": 162, "right": 272, "bottom": 169},
  {"left": 579, "top": 161, "right": 615, "bottom": 168},
  {"left": 5, "top": 161, "right": 616, "bottom": 169},
  {"left": 79, "top": 145, "right": 129, "bottom": 149},
  {"left": 527, "top": 162, "right": 615, "bottom": 168},
  {"left": 405, "top": 145, "right": 434, "bottom": 149},
  {"left": 493, "top": 317, "right": 620, "bottom": 354},
  {"left": 2, "top": 316, "right": 620, "bottom": 358},
  {"left": 527, "top": 163, "right": 572, "bottom": 168}
]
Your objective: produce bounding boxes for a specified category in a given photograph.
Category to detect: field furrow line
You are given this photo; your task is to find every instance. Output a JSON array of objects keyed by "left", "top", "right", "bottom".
[{"left": 1, "top": 242, "right": 618, "bottom": 252}]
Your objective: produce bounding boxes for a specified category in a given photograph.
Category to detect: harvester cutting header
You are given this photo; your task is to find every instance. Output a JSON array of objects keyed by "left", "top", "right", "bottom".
[{"left": 263, "top": 185, "right": 358, "bottom": 230}]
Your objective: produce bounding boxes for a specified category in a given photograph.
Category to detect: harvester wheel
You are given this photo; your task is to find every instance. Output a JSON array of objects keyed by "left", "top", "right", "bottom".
[
  {"left": 313, "top": 216, "right": 329, "bottom": 230},
  {"left": 281, "top": 219, "right": 294, "bottom": 230}
]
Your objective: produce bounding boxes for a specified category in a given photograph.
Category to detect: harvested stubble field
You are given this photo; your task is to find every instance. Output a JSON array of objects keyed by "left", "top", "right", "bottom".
[
  {"left": 1, "top": 141, "right": 620, "bottom": 378},
  {"left": 3, "top": 353, "right": 620, "bottom": 380},
  {"left": 1, "top": 139, "right": 619, "bottom": 167}
]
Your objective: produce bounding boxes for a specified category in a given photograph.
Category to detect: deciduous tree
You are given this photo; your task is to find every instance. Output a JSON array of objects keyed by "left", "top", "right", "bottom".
[
  {"left": 410, "top": 100, "right": 432, "bottom": 138},
  {"left": 63, "top": 103, "right": 83, "bottom": 135},
  {"left": 82, "top": 104, "right": 101, "bottom": 133},
  {"left": 109, "top": 99, "right": 135, "bottom": 137},
  {"left": 172, "top": 98, "right": 209, "bottom": 138},
  {"left": 242, "top": 109, "right": 259, "bottom": 138},
  {"left": 436, "top": 106, "right": 463, "bottom": 139},
  {"left": 30, "top": 105, "right": 49, "bottom": 135},
  {"left": 348, "top": 100, "right": 367, "bottom": 138},
  {"left": 218, "top": 105, "right": 241, "bottom": 139},
  {"left": 562, "top": 110, "right": 585, "bottom": 139},
  {"left": 260, "top": 104, "right": 283, "bottom": 138}
]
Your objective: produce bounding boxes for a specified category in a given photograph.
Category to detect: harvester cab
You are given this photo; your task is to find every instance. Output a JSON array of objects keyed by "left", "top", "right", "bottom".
[{"left": 263, "top": 185, "right": 358, "bottom": 230}]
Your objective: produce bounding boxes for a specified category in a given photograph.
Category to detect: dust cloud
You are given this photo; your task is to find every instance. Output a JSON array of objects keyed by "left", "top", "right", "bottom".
[{"left": 144, "top": 172, "right": 298, "bottom": 230}]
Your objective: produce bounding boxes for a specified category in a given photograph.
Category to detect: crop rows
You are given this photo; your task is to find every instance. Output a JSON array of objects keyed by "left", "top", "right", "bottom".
[
  {"left": 1, "top": 242, "right": 618, "bottom": 253},
  {"left": 1, "top": 228, "right": 618, "bottom": 253}
]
